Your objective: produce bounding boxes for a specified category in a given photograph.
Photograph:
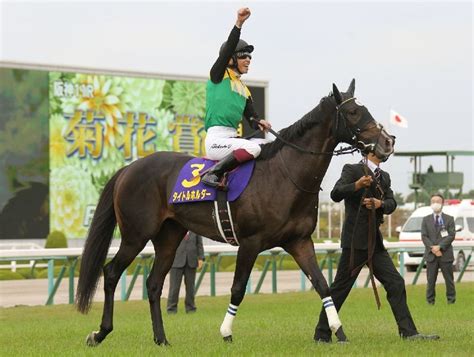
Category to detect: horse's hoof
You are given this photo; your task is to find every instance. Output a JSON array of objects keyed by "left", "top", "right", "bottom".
[
  {"left": 154, "top": 337, "right": 171, "bottom": 346},
  {"left": 335, "top": 326, "right": 349, "bottom": 343},
  {"left": 85, "top": 331, "right": 100, "bottom": 347},
  {"left": 223, "top": 335, "right": 233, "bottom": 343}
]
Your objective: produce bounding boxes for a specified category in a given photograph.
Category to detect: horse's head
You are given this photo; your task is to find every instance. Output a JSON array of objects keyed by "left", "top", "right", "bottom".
[{"left": 331, "top": 79, "right": 395, "bottom": 162}]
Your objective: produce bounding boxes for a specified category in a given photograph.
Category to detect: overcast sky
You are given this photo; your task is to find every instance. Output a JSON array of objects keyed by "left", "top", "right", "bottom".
[{"left": 1, "top": 0, "right": 472, "bottom": 200}]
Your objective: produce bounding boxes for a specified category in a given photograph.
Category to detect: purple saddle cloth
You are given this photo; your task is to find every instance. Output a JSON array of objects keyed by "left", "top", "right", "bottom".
[{"left": 169, "top": 157, "right": 255, "bottom": 204}]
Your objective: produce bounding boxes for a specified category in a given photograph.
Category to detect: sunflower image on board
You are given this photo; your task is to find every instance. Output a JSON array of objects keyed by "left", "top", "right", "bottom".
[{"left": 49, "top": 72, "right": 207, "bottom": 239}]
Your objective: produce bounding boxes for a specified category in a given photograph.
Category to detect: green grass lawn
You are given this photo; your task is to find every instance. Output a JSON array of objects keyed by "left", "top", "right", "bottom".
[{"left": 1, "top": 283, "right": 473, "bottom": 356}]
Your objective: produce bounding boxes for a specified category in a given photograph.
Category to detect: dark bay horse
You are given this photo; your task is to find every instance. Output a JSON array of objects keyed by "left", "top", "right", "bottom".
[{"left": 76, "top": 79, "right": 395, "bottom": 346}]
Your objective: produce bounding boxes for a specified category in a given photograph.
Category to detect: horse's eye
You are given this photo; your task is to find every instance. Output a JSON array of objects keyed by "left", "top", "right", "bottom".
[{"left": 348, "top": 110, "right": 357, "bottom": 116}]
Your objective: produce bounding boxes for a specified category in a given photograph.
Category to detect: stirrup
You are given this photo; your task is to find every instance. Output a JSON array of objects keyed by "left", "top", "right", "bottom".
[
  {"left": 216, "top": 176, "right": 229, "bottom": 191},
  {"left": 201, "top": 173, "right": 228, "bottom": 191}
]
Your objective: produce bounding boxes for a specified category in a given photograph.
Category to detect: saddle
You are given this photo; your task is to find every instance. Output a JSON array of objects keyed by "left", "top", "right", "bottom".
[
  {"left": 169, "top": 158, "right": 256, "bottom": 246},
  {"left": 169, "top": 158, "right": 254, "bottom": 204}
]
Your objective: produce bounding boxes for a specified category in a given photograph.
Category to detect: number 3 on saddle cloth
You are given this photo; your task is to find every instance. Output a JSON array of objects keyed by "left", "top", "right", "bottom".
[{"left": 168, "top": 157, "right": 255, "bottom": 246}]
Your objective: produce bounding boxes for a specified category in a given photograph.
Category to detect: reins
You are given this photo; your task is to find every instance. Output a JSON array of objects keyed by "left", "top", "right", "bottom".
[
  {"left": 250, "top": 117, "right": 358, "bottom": 157},
  {"left": 270, "top": 124, "right": 358, "bottom": 194},
  {"left": 277, "top": 150, "right": 321, "bottom": 194},
  {"left": 248, "top": 100, "right": 359, "bottom": 194}
]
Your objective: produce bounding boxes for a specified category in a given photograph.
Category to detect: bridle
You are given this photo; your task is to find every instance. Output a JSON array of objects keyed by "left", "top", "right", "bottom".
[
  {"left": 334, "top": 97, "right": 395, "bottom": 162},
  {"left": 334, "top": 97, "right": 359, "bottom": 144},
  {"left": 335, "top": 97, "right": 376, "bottom": 151}
]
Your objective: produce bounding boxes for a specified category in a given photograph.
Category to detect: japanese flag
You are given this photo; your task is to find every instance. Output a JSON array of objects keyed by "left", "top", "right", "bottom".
[{"left": 390, "top": 109, "right": 408, "bottom": 128}]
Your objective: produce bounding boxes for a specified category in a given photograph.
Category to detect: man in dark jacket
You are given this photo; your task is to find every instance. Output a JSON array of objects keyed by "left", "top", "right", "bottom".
[
  {"left": 167, "top": 231, "right": 205, "bottom": 314},
  {"left": 315, "top": 153, "right": 439, "bottom": 342},
  {"left": 421, "top": 194, "right": 456, "bottom": 304}
]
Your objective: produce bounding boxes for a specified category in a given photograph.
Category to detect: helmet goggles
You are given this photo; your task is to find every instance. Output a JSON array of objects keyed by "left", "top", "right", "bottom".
[{"left": 235, "top": 51, "right": 252, "bottom": 60}]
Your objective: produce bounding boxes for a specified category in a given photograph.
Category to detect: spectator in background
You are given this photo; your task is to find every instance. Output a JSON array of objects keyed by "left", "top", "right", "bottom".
[
  {"left": 167, "top": 231, "right": 205, "bottom": 314},
  {"left": 421, "top": 194, "right": 456, "bottom": 305}
]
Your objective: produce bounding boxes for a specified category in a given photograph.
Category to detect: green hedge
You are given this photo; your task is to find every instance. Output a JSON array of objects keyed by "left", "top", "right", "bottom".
[
  {"left": 45, "top": 231, "right": 68, "bottom": 249},
  {"left": 35, "top": 266, "right": 70, "bottom": 279},
  {"left": 0, "top": 270, "right": 25, "bottom": 280}
]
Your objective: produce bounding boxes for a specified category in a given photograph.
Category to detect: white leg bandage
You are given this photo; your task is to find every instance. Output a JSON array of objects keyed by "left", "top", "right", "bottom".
[
  {"left": 322, "top": 297, "right": 342, "bottom": 333},
  {"left": 220, "top": 304, "right": 238, "bottom": 337}
]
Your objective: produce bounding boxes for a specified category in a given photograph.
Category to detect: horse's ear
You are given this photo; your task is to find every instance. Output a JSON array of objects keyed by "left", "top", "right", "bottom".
[
  {"left": 332, "top": 84, "right": 342, "bottom": 105},
  {"left": 347, "top": 78, "right": 355, "bottom": 96}
]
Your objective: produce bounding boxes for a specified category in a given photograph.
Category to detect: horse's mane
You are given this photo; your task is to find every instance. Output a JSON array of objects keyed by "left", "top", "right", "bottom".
[{"left": 257, "top": 96, "right": 334, "bottom": 160}]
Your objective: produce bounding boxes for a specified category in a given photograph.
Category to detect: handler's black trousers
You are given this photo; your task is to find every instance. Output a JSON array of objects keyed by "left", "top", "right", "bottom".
[{"left": 315, "top": 247, "right": 418, "bottom": 339}]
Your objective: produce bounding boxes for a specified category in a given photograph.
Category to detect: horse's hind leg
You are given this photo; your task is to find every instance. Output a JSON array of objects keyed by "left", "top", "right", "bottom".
[
  {"left": 283, "top": 237, "right": 348, "bottom": 343},
  {"left": 147, "top": 220, "right": 187, "bottom": 346},
  {"left": 86, "top": 239, "right": 146, "bottom": 346},
  {"left": 220, "top": 242, "right": 260, "bottom": 342}
]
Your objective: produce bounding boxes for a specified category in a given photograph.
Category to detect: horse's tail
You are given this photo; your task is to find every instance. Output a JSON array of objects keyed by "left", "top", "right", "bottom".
[{"left": 76, "top": 167, "right": 125, "bottom": 314}]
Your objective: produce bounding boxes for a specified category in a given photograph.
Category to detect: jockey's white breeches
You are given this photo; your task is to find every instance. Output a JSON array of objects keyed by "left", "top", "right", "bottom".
[{"left": 205, "top": 126, "right": 272, "bottom": 161}]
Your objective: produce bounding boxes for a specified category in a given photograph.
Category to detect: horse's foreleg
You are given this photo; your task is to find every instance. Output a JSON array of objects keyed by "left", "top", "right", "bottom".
[
  {"left": 148, "top": 221, "right": 186, "bottom": 346},
  {"left": 283, "top": 238, "right": 347, "bottom": 343},
  {"left": 220, "top": 244, "right": 260, "bottom": 342}
]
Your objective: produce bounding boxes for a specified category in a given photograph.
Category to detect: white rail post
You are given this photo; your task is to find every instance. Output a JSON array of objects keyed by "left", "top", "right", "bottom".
[{"left": 328, "top": 203, "right": 332, "bottom": 239}]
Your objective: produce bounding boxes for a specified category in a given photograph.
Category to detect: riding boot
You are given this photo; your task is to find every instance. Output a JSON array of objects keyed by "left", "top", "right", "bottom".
[{"left": 201, "top": 153, "right": 241, "bottom": 188}]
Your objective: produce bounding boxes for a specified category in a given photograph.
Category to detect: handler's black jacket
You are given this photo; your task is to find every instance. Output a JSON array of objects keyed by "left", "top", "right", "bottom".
[{"left": 331, "top": 163, "right": 397, "bottom": 250}]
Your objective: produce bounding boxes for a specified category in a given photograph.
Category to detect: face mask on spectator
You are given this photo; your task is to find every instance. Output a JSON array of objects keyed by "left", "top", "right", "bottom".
[{"left": 430, "top": 203, "right": 442, "bottom": 213}]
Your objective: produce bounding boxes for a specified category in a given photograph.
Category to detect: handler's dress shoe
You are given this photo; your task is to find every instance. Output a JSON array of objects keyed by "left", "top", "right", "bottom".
[
  {"left": 403, "top": 333, "right": 440, "bottom": 341},
  {"left": 314, "top": 337, "right": 332, "bottom": 344}
]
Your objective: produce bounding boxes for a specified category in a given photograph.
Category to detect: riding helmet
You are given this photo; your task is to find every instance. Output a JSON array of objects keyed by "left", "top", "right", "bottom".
[{"left": 219, "top": 39, "right": 254, "bottom": 57}]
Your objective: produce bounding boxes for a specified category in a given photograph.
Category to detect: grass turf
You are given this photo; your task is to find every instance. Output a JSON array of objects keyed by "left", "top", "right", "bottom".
[{"left": 1, "top": 283, "right": 473, "bottom": 356}]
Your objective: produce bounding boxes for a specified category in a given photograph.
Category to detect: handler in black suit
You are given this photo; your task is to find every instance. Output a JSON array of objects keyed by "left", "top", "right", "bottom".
[
  {"left": 167, "top": 231, "right": 205, "bottom": 314},
  {"left": 421, "top": 194, "right": 456, "bottom": 305},
  {"left": 315, "top": 152, "right": 439, "bottom": 341}
]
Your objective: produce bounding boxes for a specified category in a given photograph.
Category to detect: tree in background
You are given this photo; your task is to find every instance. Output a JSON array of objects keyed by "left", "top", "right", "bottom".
[{"left": 0, "top": 69, "right": 49, "bottom": 238}]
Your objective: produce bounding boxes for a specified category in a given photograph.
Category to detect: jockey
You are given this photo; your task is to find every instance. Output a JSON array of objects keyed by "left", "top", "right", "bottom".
[{"left": 202, "top": 7, "right": 272, "bottom": 188}]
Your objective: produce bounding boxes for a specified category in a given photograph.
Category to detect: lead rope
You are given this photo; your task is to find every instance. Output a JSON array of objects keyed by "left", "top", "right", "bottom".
[
  {"left": 367, "top": 196, "right": 382, "bottom": 309},
  {"left": 349, "top": 158, "right": 381, "bottom": 309}
]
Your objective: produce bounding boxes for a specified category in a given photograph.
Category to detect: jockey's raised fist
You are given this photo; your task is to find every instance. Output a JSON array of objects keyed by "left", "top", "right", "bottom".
[{"left": 236, "top": 8, "right": 251, "bottom": 27}]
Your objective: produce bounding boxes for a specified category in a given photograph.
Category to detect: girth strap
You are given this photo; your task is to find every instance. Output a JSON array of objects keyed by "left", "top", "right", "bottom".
[{"left": 214, "top": 190, "right": 239, "bottom": 246}]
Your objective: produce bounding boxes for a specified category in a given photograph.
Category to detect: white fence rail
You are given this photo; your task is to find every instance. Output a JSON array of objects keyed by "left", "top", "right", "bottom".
[{"left": 1, "top": 242, "right": 472, "bottom": 306}]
